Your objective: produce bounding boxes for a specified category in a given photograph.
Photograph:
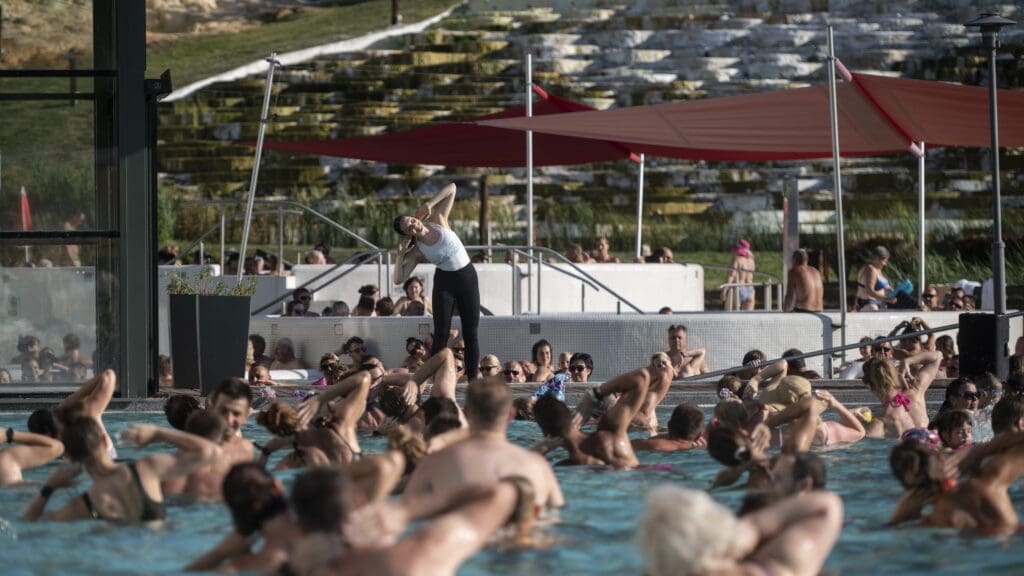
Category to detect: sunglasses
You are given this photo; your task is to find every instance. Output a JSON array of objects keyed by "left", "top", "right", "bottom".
[
  {"left": 923, "top": 293, "right": 937, "bottom": 299},
  {"left": 570, "top": 365, "right": 587, "bottom": 373},
  {"left": 503, "top": 369, "right": 521, "bottom": 376}
]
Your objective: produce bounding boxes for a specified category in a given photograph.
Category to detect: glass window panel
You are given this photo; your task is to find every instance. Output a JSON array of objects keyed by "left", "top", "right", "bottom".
[
  {"left": 0, "top": 238, "right": 119, "bottom": 388},
  {"left": 0, "top": 0, "right": 114, "bottom": 70},
  {"left": 0, "top": 78, "right": 117, "bottom": 236}
]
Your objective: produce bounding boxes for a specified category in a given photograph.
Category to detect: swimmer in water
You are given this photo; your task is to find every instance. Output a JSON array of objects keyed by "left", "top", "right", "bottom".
[{"left": 631, "top": 403, "right": 706, "bottom": 452}]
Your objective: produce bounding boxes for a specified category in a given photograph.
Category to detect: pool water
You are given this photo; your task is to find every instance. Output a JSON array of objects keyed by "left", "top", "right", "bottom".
[{"left": 0, "top": 410, "right": 1021, "bottom": 575}]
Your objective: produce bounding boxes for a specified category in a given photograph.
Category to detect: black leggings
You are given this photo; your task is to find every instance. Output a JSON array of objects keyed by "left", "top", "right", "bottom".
[{"left": 430, "top": 264, "right": 481, "bottom": 379}]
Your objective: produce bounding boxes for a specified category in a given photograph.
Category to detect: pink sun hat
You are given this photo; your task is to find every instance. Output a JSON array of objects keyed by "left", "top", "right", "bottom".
[{"left": 732, "top": 239, "right": 751, "bottom": 257}]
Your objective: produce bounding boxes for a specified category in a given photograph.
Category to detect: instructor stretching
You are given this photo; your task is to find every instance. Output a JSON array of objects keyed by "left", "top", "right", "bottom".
[{"left": 393, "top": 183, "right": 480, "bottom": 379}]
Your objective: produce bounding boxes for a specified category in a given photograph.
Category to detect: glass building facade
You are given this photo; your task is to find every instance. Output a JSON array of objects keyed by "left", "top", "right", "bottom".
[{"left": 0, "top": 1, "right": 153, "bottom": 397}]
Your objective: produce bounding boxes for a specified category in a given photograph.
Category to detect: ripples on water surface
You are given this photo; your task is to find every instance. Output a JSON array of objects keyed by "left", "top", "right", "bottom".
[{"left": 0, "top": 410, "right": 1021, "bottom": 575}]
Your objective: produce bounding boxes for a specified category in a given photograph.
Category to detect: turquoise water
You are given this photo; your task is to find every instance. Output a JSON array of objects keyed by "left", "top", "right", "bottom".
[{"left": 0, "top": 410, "right": 1021, "bottom": 575}]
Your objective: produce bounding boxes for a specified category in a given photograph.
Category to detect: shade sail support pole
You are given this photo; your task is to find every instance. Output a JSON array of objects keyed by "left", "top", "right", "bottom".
[
  {"left": 635, "top": 153, "right": 645, "bottom": 260},
  {"left": 237, "top": 53, "right": 280, "bottom": 282},
  {"left": 918, "top": 141, "right": 926, "bottom": 302},
  {"left": 526, "top": 53, "right": 535, "bottom": 313},
  {"left": 827, "top": 27, "right": 847, "bottom": 364}
]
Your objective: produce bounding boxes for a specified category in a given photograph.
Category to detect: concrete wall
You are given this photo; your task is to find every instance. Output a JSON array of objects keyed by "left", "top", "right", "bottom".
[{"left": 288, "top": 262, "right": 705, "bottom": 315}]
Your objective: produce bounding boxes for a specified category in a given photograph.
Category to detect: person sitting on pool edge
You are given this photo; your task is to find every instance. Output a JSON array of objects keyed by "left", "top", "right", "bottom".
[
  {"left": 665, "top": 325, "right": 708, "bottom": 378},
  {"left": 632, "top": 403, "right": 706, "bottom": 452},
  {"left": 23, "top": 417, "right": 219, "bottom": 522}
]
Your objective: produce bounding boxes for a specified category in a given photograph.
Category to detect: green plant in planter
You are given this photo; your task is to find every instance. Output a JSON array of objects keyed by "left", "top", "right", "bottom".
[{"left": 167, "top": 266, "right": 257, "bottom": 296}]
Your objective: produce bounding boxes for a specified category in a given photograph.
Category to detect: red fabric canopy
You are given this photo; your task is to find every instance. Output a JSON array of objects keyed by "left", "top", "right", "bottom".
[
  {"left": 259, "top": 87, "right": 637, "bottom": 167},
  {"left": 477, "top": 73, "right": 1024, "bottom": 161}
]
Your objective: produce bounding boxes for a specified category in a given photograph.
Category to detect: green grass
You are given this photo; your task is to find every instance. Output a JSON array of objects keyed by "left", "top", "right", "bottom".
[{"left": 148, "top": 0, "right": 463, "bottom": 87}]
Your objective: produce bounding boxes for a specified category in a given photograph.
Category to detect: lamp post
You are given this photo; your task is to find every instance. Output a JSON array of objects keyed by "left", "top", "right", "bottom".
[{"left": 965, "top": 13, "right": 1015, "bottom": 315}]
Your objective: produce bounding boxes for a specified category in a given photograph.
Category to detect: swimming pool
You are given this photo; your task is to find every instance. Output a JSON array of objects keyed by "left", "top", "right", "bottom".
[{"left": 0, "top": 409, "right": 1019, "bottom": 575}]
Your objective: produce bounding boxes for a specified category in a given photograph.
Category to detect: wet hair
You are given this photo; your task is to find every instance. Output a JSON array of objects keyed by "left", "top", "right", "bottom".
[
  {"left": 185, "top": 411, "right": 227, "bottom": 442},
  {"left": 512, "top": 397, "right": 535, "bottom": 421},
  {"left": 403, "top": 276, "right": 423, "bottom": 294},
  {"left": 393, "top": 216, "right": 407, "bottom": 236},
  {"left": 713, "top": 400, "right": 751, "bottom": 431},
  {"left": 213, "top": 378, "right": 253, "bottom": 407},
  {"left": 27, "top": 409, "right": 59, "bottom": 439},
  {"left": 706, "top": 426, "right": 747, "bottom": 467},
  {"left": 223, "top": 462, "right": 288, "bottom": 536},
  {"left": 387, "top": 426, "right": 427, "bottom": 475},
  {"left": 378, "top": 386, "right": 413, "bottom": 420},
  {"left": 292, "top": 467, "right": 355, "bottom": 533},
  {"left": 375, "top": 297, "right": 395, "bottom": 317},
  {"left": 61, "top": 417, "right": 105, "bottom": 462},
  {"left": 991, "top": 395, "right": 1024, "bottom": 435},
  {"left": 465, "top": 378, "right": 512, "bottom": 428},
  {"left": 319, "top": 353, "right": 348, "bottom": 383},
  {"left": 425, "top": 415, "right": 462, "bottom": 440},
  {"left": 667, "top": 404, "right": 704, "bottom": 441},
  {"left": 52, "top": 400, "right": 88, "bottom": 427},
  {"left": 934, "top": 410, "right": 972, "bottom": 448},
  {"left": 531, "top": 339, "right": 552, "bottom": 366},
  {"left": 249, "top": 334, "right": 266, "bottom": 356},
  {"left": 256, "top": 402, "right": 300, "bottom": 437},
  {"left": 792, "top": 452, "right": 827, "bottom": 489},
  {"left": 862, "top": 357, "right": 899, "bottom": 399},
  {"left": 164, "top": 395, "right": 201, "bottom": 431},
  {"left": 533, "top": 394, "right": 572, "bottom": 438},
  {"left": 569, "top": 352, "right": 594, "bottom": 373},
  {"left": 889, "top": 440, "right": 943, "bottom": 490},
  {"left": 420, "top": 397, "right": 459, "bottom": 428}
]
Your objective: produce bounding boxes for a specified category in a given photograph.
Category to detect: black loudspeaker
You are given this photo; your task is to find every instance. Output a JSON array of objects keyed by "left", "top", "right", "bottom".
[{"left": 957, "top": 313, "right": 1010, "bottom": 379}]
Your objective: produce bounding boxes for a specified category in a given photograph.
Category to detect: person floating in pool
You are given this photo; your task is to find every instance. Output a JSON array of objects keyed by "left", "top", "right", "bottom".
[
  {"left": 631, "top": 403, "right": 707, "bottom": 453},
  {"left": 393, "top": 183, "right": 481, "bottom": 380},
  {"left": 0, "top": 426, "right": 64, "bottom": 487},
  {"left": 207, "top": 378, "right": 258, "bottom": 464}
]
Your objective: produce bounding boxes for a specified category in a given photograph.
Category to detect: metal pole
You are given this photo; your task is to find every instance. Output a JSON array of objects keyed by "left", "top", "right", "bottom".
[
  {"left": 199, "top": 241, "right": 204, "bottom": 265},
  {"left": 277, "top": 206, "right": 284, "bottom": 275},
  {"left": 917, "top": 141, "right": 926, "bottom": 303},
  {"left": 219, "top": 206, "right": 226, "bottom": 271},
  {"left": 987, "top": 37, "right": 1006, "bottom": 314},
  {"left": 236, "top": 53, "right": 279, "bottom": 282},
  {"left": 526, "top": 53, "right": 534, "bottom": 312},
  {"left": 827, "top": 26, "right": 847, "bottom": 363},
  {"left": 635, "top": 154, "right": 645, "bottom": 260}
]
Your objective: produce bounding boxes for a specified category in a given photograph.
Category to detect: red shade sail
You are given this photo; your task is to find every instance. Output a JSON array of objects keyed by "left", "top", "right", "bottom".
[
  {"left": 477, "top": 73, "right": 1024, "bottom": 161},
  {"left": 259, "top": 86, "right": 638, "bottom": 167}
]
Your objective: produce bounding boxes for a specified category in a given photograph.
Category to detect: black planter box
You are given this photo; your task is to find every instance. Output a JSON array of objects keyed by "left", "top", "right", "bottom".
[{"left": 169, "top": 294, "right": 251, "bottom": 396}]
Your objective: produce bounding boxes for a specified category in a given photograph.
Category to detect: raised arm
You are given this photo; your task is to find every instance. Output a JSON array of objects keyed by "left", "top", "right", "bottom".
[
  {"left": 297, "top": 371, "right": 372, "bottom": 428},
  {"left": 393, "top": 243, "right": 424, "bottom": 286},
  {"left": 747, "top": 359, "right": 788, "bottom": 397},
  {"left": 738, "top": 491, "right": 843, "bottom": 576},
  {"left": 595, "top": 372, "right": 650, "bottom": 435},
  {"left": 905, "top": 350, "right": 942, "bottom": 394},
  {"left": 121, "top": 424, "right": 220, "bottom": 481},
  {"left": 422, "top": 183, "right": 457, "bottom": 227},
  {"left": 765, "top": 395, "right": 825, "bottom": 454},
  {"left": 185, "top": 531, "right": 253, "bottom": 572},
  {"left": 60, "top": 369, "right": 116, "bottom": 418},
  {"left": 0, "top": 429, "right": 64, "bottom": 472},
  {"left": 329, "top": 371, "right": 372, "bottom": 429}
]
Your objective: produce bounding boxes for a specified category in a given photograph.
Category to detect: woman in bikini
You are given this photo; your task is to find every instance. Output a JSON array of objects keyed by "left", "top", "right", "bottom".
[
  {"left": 856, "top": 245, "right": 897, "bottom": 311},
  {"left": 393, "top": 183, "right": 481, "bottom": 379},
  {"left": 861, "top": 353, "right": 941, "bottom": 439},
  {"left": 889, "top": 431, "right": 1024, "bottom": 535}
]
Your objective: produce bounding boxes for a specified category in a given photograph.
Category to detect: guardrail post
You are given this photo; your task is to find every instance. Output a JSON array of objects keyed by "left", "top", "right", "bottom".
[
  {"left": 219, "top": 206, "right": 226, "bottom": 271},
  {"left": 277, "top": 206, "right": 284, "bottom": 275},
  {"left": 581, "top": 284, "right": 585, "bottom": 312}
]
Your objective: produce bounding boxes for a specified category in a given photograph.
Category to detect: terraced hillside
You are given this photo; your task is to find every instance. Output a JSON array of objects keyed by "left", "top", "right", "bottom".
[{"left": 157, "top": 0, "right": 1024, "bottom": 252}]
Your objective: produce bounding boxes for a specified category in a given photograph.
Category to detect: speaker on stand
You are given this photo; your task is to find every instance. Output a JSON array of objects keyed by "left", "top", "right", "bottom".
[{"left": 957, "top": 313, "right": 1010, "bottom": 379}]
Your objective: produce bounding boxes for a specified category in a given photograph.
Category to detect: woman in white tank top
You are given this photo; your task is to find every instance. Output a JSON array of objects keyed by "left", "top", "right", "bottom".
[{"left": 392, "top": 183, "right": 481, "bottom": 379}]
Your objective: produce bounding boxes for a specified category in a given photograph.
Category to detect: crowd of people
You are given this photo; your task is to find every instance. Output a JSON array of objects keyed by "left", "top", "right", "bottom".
[{"left": 9, "top": 316, "right": 1024, "bottom": 574}]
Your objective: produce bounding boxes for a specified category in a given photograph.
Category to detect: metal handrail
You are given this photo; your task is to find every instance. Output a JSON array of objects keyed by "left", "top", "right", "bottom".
[
  {"left": 475, "top": 244, "right": 645, "bottom": 314},
  {"left": 180, "top": 199, "right": 381, "bottom": 251},
  {"left": 717, "top": 281, "right": 783, "bottom": 311},
  {"left": 179, "top": 209, "right": 302, "bottom": 262},
  {"left": 678, "top": 320, "right": 961, "bottom": 382},
  {"left": 685, "top": 261, "right": 782, "bottom": 285},
  {"left": 250, "top": 247, "right": 393, "bottom": 315},
  {"left": 478, "top": 245, "right": 602, "bottom": 292}
]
